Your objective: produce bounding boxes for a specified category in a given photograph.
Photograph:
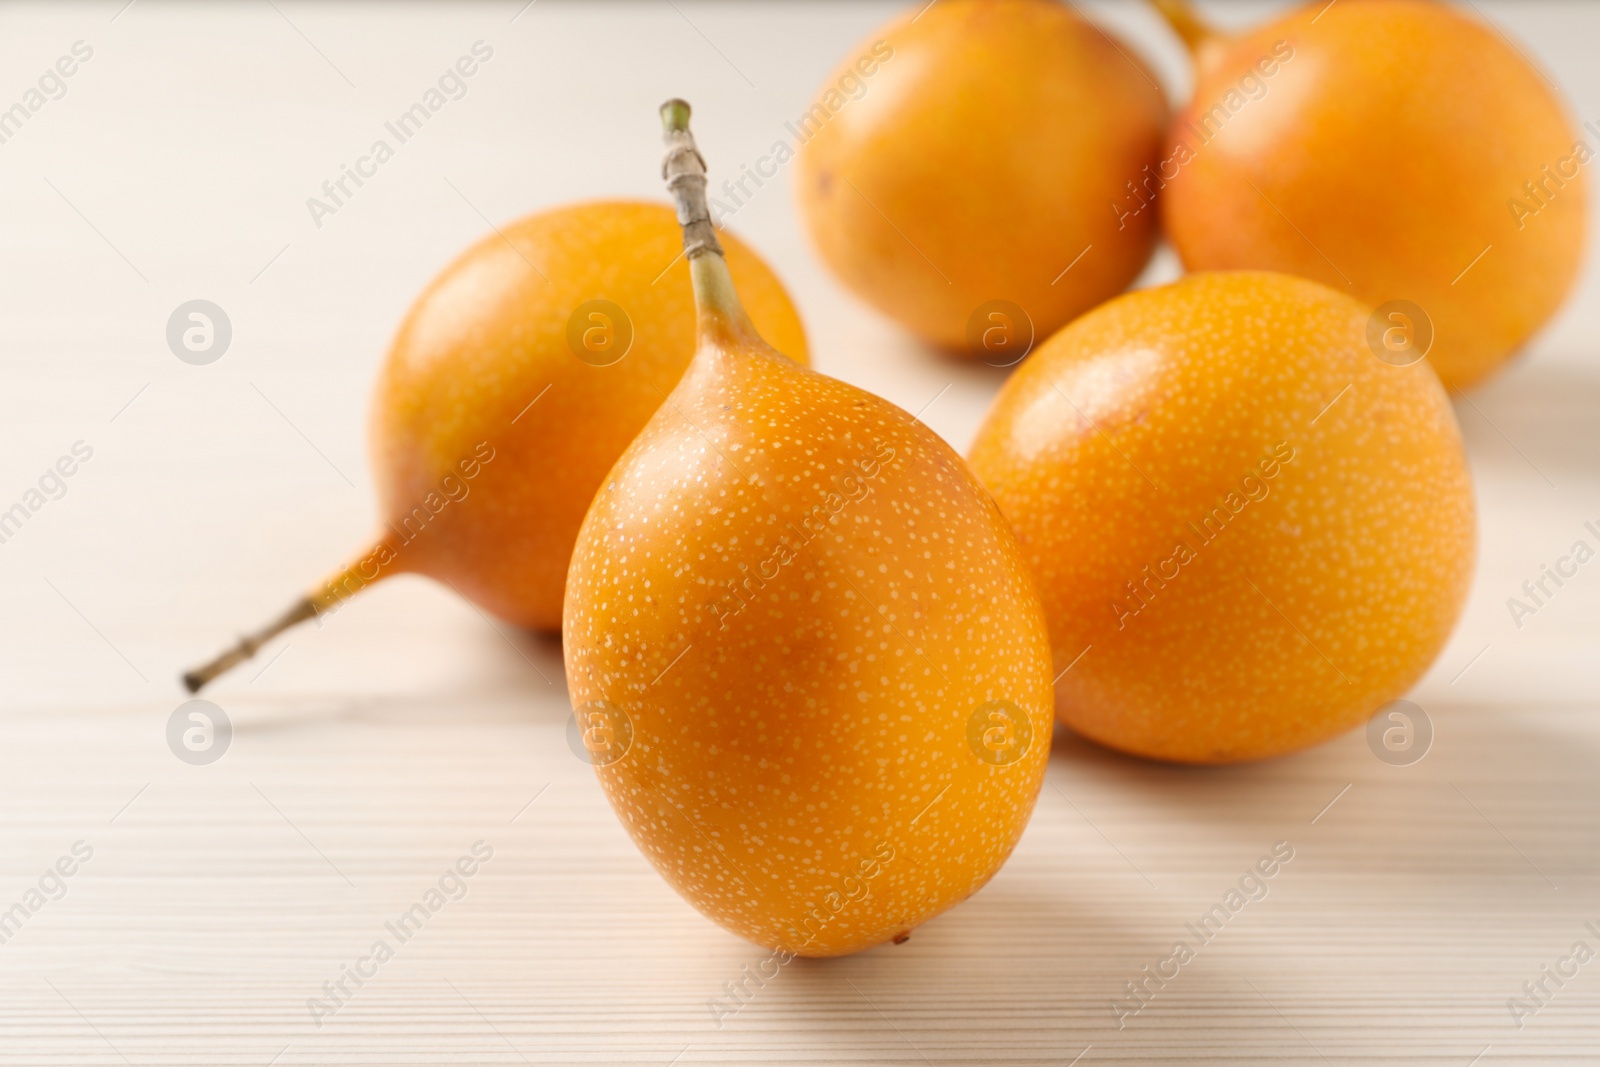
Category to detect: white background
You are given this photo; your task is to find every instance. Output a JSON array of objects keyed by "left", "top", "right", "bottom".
[{"left": 0, "top": 1, "right": 1597, "bottom": 1063}]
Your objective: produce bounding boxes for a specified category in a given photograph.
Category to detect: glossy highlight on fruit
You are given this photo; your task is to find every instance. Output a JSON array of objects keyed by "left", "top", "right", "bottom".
[
  {"left": 969, "top": 271, "right": 1476, "bottom": 763},
  {"left": 563, "top": 101, "right": 1053, "bottom": 956},
  {"left": 1155, "top": 0, "right": 1587, "bottom": 390},
  {"left": 182, "top": 201, "right": 807, "bottom": 691},
  {"left": 797, "top": 0, "right": 1167, "bottom": 355}
]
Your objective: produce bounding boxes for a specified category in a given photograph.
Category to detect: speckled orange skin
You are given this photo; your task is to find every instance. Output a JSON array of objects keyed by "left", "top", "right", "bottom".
[
  {"left": 563, "top": 302, "right": 1053, "bottom": 956},
  {"left": 367, "top": 201, "right": 807, "bottom": 630},
  {"left": 796, "top": 0, "right": 1167, "bottom": 353},
  {"left": 1161, "top": 0, "right": 1586, "bottom": 391},
  {"left": 969, "top": 272, "right": 1476, "bottom": 764}
]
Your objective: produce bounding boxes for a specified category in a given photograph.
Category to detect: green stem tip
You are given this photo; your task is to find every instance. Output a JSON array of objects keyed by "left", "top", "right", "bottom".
[{"left": 660, "top": 98, "right": 692, "bottom": 134}]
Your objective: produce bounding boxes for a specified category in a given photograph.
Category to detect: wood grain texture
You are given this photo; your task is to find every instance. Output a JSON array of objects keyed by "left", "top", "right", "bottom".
[{"left": 1, "top": 2, "right": 1598, "bottom": 1063}]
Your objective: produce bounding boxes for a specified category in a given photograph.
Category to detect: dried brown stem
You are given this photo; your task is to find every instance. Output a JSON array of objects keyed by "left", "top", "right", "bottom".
[
  {"left": 659, "top": 98, "right": 724, "bottom": 261},
  {"left": 182, "top": 596, "right": 319, "bottom": 692},
  {"left": 181, "top": 547, "right": 392, "bottom": 692}
]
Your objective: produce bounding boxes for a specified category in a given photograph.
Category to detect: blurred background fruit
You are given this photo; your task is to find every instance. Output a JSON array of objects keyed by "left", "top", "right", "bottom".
[
  {"left": 1155, "top": 0, "right": 1587, "bottom": 390},
  {"left": 797, "top": 0, "right": 1167, "bottom": 358}
]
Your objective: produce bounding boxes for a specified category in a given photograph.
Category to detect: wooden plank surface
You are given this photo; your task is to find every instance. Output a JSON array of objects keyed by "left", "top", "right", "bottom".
[{"left": 1, "top": 2, "right": 1598, "bottom": 1063}]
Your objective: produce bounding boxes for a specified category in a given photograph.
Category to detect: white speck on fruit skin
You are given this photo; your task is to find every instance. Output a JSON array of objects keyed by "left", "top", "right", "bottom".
[{"left": 563, "top": 338, "right": 1053, "bottom": 958}]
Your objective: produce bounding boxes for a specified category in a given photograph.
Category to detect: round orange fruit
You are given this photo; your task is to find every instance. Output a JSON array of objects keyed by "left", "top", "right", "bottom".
[
  {"left": 796, "top": 0, "right": 1167, "bottom": 355},
  {"left": 969, "top": 271, "right": 1476, "bottom": 763},
  {"left": 1157, "top": 0, "right": 1587, "bottom": 390}
]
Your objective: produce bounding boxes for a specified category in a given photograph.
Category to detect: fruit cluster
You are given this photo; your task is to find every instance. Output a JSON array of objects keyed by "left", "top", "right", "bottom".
[{"left": 186, "top": 0, "right": 1585, "bottom": 957}]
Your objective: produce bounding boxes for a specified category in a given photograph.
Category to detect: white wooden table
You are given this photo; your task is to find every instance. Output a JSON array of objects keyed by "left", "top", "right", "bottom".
[{"left": 2, "top": 2, "right": 1598, "bottom": 1062}]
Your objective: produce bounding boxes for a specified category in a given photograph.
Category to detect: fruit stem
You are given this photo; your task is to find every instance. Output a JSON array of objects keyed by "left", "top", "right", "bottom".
[
  {"left": 181, "top": 549, "right": 392, "bottom": 692},
  {"left": 658, "top": 98, "right": 762, "bottom": 350},
  {"left": 1150, "top": 0, "right": 1217, "bottom": 54}
]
